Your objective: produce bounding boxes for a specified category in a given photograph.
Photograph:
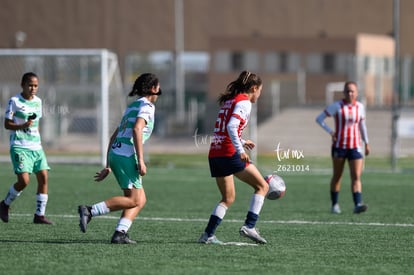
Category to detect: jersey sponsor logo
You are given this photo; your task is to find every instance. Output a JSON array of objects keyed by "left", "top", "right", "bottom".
[{"left": 111, "top": 141, "right": 122, "bottom": 149}]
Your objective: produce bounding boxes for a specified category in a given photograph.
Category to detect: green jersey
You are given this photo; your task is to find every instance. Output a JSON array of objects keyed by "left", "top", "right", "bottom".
[
  {"left": 5, "top": 94, "right": 43, "bottom": 150},
  {"left": 110, "top": 97, "right": 155, "bottom": 157}
]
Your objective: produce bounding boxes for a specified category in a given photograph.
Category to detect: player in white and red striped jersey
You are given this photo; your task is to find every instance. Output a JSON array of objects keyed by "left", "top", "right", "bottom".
[
  {"left": 316, "top": 81, "right": 370, "bottom": 214},
  {"left": 208, "top": 93, "right": 251, "bottom": 159},
  {"left": 198, "top": 71, "right": 269, "bottom": 245}
]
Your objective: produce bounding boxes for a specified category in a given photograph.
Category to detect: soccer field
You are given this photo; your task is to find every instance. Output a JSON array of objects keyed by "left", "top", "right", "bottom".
[{"left": 0, "top": 155, "right": 413, "bottom": 275}]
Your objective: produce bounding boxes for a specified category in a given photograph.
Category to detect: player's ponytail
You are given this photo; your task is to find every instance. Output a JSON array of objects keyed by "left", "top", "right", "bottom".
[
  {"left": 129, "top": 73, "right": 160, "bottom": 97},
  {"left": 217, "top": 70, "right": 262, "bottom": 105}
]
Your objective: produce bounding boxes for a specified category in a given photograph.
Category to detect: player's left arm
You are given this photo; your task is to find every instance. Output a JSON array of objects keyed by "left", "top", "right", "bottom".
[
  {"left": 359, "top": 120, "right": 370, "bottom": 156},
  {"left": 359, "top": 105, "right": 370, "bottom": 156},
  {"left": 227, "top": 100, "right": 252, "bottom": 162},
  {"left": 227, "top": 116, "right": 246, "bottom": 154},
  {"left": 133, "top": 117, "right": 147, "bottom": 176}
]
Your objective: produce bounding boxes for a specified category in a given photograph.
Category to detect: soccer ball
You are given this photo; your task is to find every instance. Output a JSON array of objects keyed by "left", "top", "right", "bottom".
[{"left": 265, "top": 174, "right": 286, "bottom": 200}]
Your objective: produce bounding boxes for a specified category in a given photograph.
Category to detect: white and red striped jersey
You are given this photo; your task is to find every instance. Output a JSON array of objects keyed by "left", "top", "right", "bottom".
[
  {"left": 316, "top": 99, "right": 369, "bottom": 149},
  {"left": 209, "top": 93, "right": 251, "bottom": 158}
]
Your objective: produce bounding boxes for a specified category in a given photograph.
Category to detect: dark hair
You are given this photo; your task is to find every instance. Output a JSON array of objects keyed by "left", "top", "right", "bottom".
[
  {"left": 21, "top": 72, "right": 38, "bottom": 85},
  {"left": 217, "top": 71, "right": 262, "bottom": 105},
  {"left": 343, "top": 81, "right": 357, "bottom": 91},
  {"left": 129, "top": 73, "right": 159, "bottom": 97}
]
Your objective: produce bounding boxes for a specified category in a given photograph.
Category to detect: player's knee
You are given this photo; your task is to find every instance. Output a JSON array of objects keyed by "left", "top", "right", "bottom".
[
  {"left": 256, "top": 185, "right": 269, "bottom": 196},
  {"left": 263, "top": 183, "right": 270, "bottom": 194},
  {"left": 132, "top": 197, "right": 146, "bottom": 209},
  {"left": 221, "top": 196, "right": 235, "bottom": 206},
  {"left": 255, "top": 180, "right": 269, "bottom": 194}
]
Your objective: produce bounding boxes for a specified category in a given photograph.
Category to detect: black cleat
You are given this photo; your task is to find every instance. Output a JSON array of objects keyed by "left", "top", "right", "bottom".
[
  {"left": 111, "top": 231, "right": 137, "bottom": 244},
  {"left": 33, "top": 214, "right": 54, "bottom": 224},
  {"left": 78, "top": 205, "right": 92, "bottom": 233},
  {"left": 0, "top": 200, "right": 10, "bottom": 223},
  {"left": 353, "top": 204, "right": 368, "bottom": 214}
]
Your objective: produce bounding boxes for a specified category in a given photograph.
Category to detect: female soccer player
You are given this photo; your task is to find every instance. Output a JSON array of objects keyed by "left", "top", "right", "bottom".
[
  {"left": 316, "top": 81, "right": 370, "bottom": 214},
  {"left": 78, "top": 73, "right": 162, "bottom": 244},
  {"left": 198, "top": 71, "right": 269, "bottom": 244},
  {"left": 0, "top": 72, "right": 53, "bottom": 224}
]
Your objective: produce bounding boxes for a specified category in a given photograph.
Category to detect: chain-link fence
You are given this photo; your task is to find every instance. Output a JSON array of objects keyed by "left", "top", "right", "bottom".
[{"left": 0, "top": 49, "right": 124, "bottom": 164}]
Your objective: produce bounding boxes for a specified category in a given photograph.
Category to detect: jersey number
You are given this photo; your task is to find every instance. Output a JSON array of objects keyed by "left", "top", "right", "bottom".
[{"left": 214, "top": 109, "right": 229, "bottom": 133}]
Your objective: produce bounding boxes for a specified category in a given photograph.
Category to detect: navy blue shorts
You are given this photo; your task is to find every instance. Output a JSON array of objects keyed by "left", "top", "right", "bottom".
[
  {"left": 208, "top": 153, "right": 248, "bottom": 177},
  {"left": 331, "top": 147, "right": 363, "bottom": 160}
]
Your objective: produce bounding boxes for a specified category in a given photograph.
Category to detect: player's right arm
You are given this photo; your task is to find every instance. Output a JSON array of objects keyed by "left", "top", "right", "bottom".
[
  {"left": 316, "top": 102, "right": 339, "bottom": 141},
  {"left": 315, "top": 111, "right": 333, "bottom": 135},
  {"left": 4, "top": 118, "right": 33, "bottom": 131},
  {"left": 94, "top": 128, "right": 117, "bottom": 182},
  {"left": 4, "top": 99, "right": 32, "bottom": 130}
]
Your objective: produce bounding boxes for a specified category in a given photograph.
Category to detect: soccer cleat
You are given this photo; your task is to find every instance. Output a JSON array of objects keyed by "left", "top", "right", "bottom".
[
  {"left": 198, "top": 232, "right": 223, "bottom": 244},
  {"left": 78, "top": 205, "right": 92, "bottom": 233},
  {"left": 239, "top": 225, "right": 267, "bottom": 244},
  {"left": 353, "top": 203, "right": 368, "bottom": 214},
  {"left": 331, "top": 204, "right": 341, "bottom": 214},
  {"left": 111, "top": 231, "right": 137, "bottom": 244},
  {"left": 0, "top": 200, "right": 10, "bottom": 223},
  {"left": 33, "top": 214, "right": 54, "bottom": 224}
]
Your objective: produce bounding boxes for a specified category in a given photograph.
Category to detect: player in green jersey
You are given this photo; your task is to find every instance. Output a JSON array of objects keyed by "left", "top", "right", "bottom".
[
  {"left": 78, "top": 73, "right": 162, "bottom": 244},
  {"left": 0, "top": 72, "right": 53, "bottom": 224}
]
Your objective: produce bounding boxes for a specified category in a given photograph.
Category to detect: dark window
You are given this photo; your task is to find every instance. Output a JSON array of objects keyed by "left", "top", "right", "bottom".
[
  {"left": 323, "top": 53, "right": 335, "bottom": 73},
  {"left": 231, "top": 52, "right": 243, "bottom": 71},
  {"left": 280, "top": 52, "right": 288, "bottom": 72}
]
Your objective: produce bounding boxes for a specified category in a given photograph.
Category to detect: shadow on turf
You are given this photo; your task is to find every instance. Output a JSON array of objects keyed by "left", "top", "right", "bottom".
[
  {"left": 0, "top": 239, "right": 261, "bottom": 245},
  {"left": 0, "top": 238, "right": 216, "bottom": 245},
  {"left": 0, "top": 239, "right": 113, "bottom": 244}
]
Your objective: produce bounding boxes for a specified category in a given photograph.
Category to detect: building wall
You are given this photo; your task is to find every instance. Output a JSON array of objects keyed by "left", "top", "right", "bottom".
[
  {"left": 0, "top": 0, "right": 413, "bottom": 55},
  {"left": 208, "top": 34, "right": 394, "bottom": 106},
  {"left": 0, "top": 0, "right": 408, "bottom": 109}
]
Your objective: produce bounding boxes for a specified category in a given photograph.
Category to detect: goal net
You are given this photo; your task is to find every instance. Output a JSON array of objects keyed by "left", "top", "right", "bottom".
[{"left": 0, "top": 49, "right": 125, "bottom": 165}]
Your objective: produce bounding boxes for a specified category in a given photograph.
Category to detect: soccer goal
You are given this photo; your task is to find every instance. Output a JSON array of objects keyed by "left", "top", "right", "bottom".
[
  {"left": 325, "top": 82, "right": 345, "bottom": 105},
  {"left": 0, "top": 49, "right": 125, "bottom": 165}
]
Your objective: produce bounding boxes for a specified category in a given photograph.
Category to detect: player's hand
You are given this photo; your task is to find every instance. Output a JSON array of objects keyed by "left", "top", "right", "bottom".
[
  {"left": 240, "top": 152, "right": 250, "bottom": 163},
  {"left": 138, "top": 162, "right": 147, "bottom": 176},
  {"left": 331, "top": 132, "right": 337, "bottom": 142},
  {"left": 243, "top": 140, "right": 256, "bottom": 151},
  {"left": 94, "top": 167, "right": 111, "bottom": 182},
  {"left": 365, "top": 144, "right": 370, "bottom": 156},
  {"left": 23, "top": 120, "right": 33, "bottom": 129}
]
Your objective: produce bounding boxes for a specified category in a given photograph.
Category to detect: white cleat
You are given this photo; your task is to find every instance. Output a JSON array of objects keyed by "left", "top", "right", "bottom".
[
  {"left": 239, "top": 225, "right": 267, "bottom": 244},
  {"left": 331, "top": 204, "right": 341, "bottom": 214},
  {"left": 198, "top": 232, "right": 223, "bottom": 244}
]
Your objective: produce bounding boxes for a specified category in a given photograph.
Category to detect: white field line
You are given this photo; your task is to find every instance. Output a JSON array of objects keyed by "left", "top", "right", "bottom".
[{"left": 10, "top": 213, "right": 414, "bottom": 228}]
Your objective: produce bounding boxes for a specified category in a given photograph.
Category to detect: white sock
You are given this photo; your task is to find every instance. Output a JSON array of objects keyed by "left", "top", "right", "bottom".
[
  {"left": 91, "top": 201, "right": 110, "bottom": 216},
  {"left": 212, "top": 203, "right": 228, "bottom": 219},
  {"left": 115, "top": 218, "right": 133, "bottom": 233},
  {"left": 4, "top": 185, "right": 22, "bottom": 206},
  {"left": 248, "top": 194, "right": 265, "bottom": 215},
  {"left": 35, "top": 193, "right": 48, "bottom": 216}
]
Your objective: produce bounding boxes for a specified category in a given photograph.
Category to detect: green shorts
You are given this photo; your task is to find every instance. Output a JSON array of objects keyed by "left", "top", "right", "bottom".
[
  {"left": 10, "top": 147, "right": 50, "bottom": 174},
  {"left": 109, "top": 151, "right": 142, "bottom": 189}
]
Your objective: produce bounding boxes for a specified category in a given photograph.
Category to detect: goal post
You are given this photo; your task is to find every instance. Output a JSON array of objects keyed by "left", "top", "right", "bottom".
[{"left": 0, "top": 49, "right": 124, "bottom": 166}]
